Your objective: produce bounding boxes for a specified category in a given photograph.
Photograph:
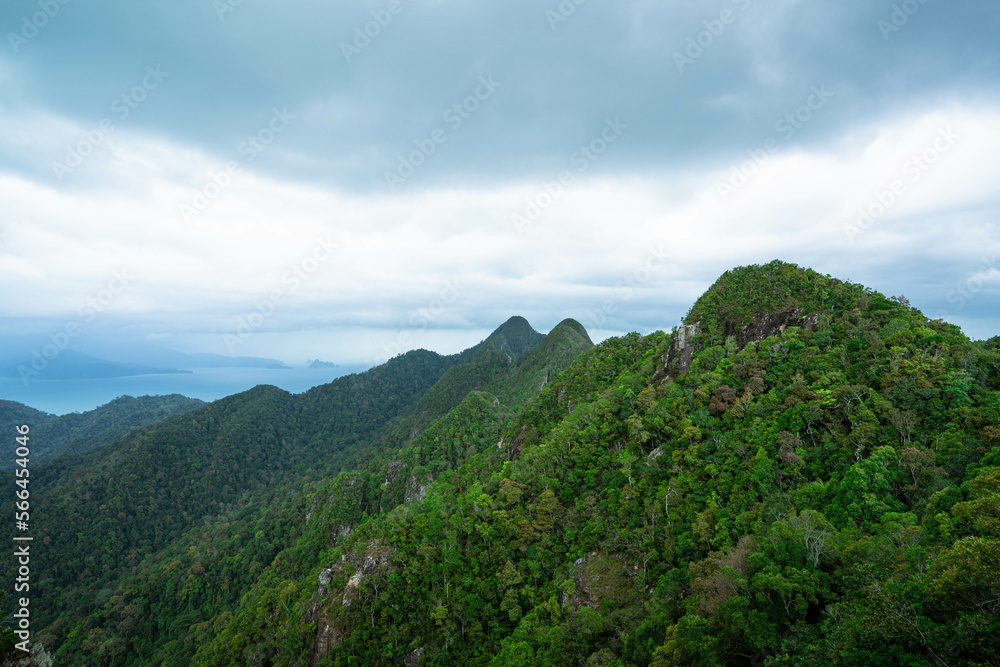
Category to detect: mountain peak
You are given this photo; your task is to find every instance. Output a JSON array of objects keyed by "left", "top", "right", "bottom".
[
  {"left": 479, "top": 316, "right": 545, "bottom": 360},
  {"left": 549, "top": 318, "right": 592, "bottom": 345},
  {"left": 656, "top": 260, "right": 918, "bottom": 383},
  {"left": 685, "top": 260, "right": 873, "bottom": 341}
]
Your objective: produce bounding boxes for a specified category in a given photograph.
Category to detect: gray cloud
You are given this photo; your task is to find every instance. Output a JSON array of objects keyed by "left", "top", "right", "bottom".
[
  {"left": 0, "top": 0, "right": 997, "bottom": 368},
  {"left": 3, "top": 1, "right": 998, "bottom": 190}
]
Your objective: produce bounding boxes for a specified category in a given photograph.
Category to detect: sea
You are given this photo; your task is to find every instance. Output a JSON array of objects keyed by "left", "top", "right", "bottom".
[{"left": 0, "top": 365, "right": 369, "bottom": 415}]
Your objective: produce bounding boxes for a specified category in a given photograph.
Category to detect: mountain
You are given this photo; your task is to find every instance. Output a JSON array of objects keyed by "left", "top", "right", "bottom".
[
  {"left": 476, "top": 315, "right": 547, "bottom": 360},
  {"left": 308, "top": 360, "right": 339, "bottom": 369},
  {"left": 5, "top": 272, "right": 1000, "bottom": 666},
  {"left": 0, "top": 394, "right": 206, "bottom": 468},
  {"left": 0, "top": 349, "right": 191, "bottom": 381},
  {"left": 187, "top": 353, "right": 292, "bottom": 369},
  {"left": 74, "top": 338, "right": 293, "bottom": 370},
  {"left": 0, "top": 398, "right": 52, "bottom": 430},
  {"left": 2, "top": 316, "right": 589, "bottom": 664}
]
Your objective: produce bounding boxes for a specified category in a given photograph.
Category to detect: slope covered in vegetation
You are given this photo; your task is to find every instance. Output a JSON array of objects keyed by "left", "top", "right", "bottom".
[
  {"left": 2, "top": 349, "right": 458, "bottom": 660},
  {"left": 7, "top": 262, "right": 1000, "bottom": 666},
  {"left": 190, "top": 262, "right": 997, "bottom": 667},
  {"left": 4, "top": 318, "right": 594, "bottom": 665},
  {"left": 0, "top": 394, "right": 206, "bottom": 467}
]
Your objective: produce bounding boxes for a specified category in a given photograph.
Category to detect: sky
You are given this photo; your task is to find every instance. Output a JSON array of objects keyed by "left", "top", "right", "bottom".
[{"left": 1, "top": 0, "right": 999, "bottom": 370}]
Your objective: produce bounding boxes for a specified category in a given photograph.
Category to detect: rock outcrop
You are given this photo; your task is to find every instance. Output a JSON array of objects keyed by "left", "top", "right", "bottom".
[
  {"left": 308, "top": 539, "right": 396, "bottom": 664},
  {"left": 653, "top": 322, "right": 700, "bottom": 385},
  {"left": 654, "top": 309, "right": 821, "bottom": 385}
]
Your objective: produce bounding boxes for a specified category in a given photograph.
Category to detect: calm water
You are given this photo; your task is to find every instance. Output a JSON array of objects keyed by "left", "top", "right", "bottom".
[{"left": 0, "top": 366, "right": 368, "bottom": 415}]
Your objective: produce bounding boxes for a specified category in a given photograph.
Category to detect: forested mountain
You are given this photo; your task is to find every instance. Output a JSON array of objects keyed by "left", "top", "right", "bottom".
[
  {"left": 474, "top": 315, "right": 547, "bottom": 361},
  {"left": 4, "top": 262, "right": 999, "bottom": 666},
  {"left": 1, "top": 315, "right": 589, "bottom": 664},
  {"left": 0, "top": 394, "right": 206, "bottom": 468},
  {"left": 0, "top": 400, "right": 50, "bottom": 435}
]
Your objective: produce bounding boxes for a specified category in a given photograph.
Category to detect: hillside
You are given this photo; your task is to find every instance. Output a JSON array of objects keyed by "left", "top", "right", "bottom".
[
  {"left": 0, "top": 399, "right": 52, "bottom": 434},
  {"left": 1, "top": 394, "right": 207, "bottom": 468},
  {"left": 191, "top": 263, "right": 997, "bottom": 667},
  {"left": 5, "top": 264, "right": 1000, "bottom": 666},
  {"left": 6, "top": 348, "right": 457, "bottom": 652},
  {"left": 2, "top": 316, "right": 593, "bottom": 665}
]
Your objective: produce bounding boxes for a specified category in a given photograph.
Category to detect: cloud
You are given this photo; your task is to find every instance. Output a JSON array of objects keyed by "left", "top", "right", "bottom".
[
  {"left": 3, "top": 1, "right": 998, "bottom": 190},
  {"left": 1, "top": 97, "right": 998, "bottom": 363},
  {"left": 1, "top": 1, "right": 998, "bottom": 364}
]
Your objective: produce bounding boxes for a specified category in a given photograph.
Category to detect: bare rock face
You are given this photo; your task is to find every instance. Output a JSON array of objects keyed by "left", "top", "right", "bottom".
[
  {"left": 726, "top": 309, "right": 819, "bottom": 349},
  {"left": 308, "top": 617, "right": 344, "bottom": 667},
  {"left": 317, "top": 567, "right": 334, "bottom": 595},
  {"left": 384, "top": 460, "right": 404, "bottom": 485},
  {"left": 308, "top": 540, "right": 396, "bottom": 665},
  {"left": 341, "top": 539, "right": 395, "bottom": 607},
  {"left": 331, "top": 524, "right": 351, "bottom": 546},
  {"left": 653, "top": 310, "right": 821, "bottom": 385},
  {"left": 305, "top": 495, "right": 320, "bottom": 523},
  {"left": 404, "top": 647, "right": 425, "bottom": 666},
  {"left": 405, "top": 474, "right": 433, "bottom": 503},
  {"left": 653, "top": 322, "right": 701, "bottom": 385},
  {"left": 342, "top": 572, "right": 365, "bottom": 607},
  {"left": 567, "top": 552, "right": 639, "bottom": 610}
]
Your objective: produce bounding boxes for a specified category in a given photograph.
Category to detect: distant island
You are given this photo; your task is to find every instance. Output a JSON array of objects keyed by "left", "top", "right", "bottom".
[
  {"left": 0, "top": 350, "right": 193, "bottom": 381},
  {"left": 307, "top": 359, "right": 338, "bottom": 369},
  {"left": 0, "top": 348, "right": 298, "bottom": 381}
]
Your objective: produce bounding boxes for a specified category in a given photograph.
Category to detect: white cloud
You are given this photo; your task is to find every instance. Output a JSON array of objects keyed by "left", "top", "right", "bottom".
[{"left": 1, "top": 103, "right": 998, "bottom": 362}]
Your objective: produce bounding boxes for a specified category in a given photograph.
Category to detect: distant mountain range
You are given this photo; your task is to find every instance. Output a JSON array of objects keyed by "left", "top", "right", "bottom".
[
  {"left": 73, "top": 337, "right": 294, "bottom": 371},
  {"left": 0, "top": 346, "right": 294, "bottom": 381},
  {"left": 0, "top": 349, "right": 192, "bottom": 381},
  {"left": 161, "top": 352, "right": 292, "bottom": 370}
]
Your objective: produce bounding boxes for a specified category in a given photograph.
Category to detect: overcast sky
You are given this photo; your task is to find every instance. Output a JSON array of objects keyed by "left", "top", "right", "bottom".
[{"left": 1, "top": 0, "right": 998, "bottom": 366}]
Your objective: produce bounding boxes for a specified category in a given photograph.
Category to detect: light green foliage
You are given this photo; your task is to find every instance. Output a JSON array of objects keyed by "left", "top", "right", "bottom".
[{"left": 8, "top": 262, "right": 1000, "bottom": 667}]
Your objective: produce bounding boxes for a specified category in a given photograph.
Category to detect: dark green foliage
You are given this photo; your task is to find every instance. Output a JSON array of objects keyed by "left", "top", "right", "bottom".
[
  {"left": 3, "top": 349, "right": 457, "bottom": 661},
  {"left": 2, "top": 394, "right": 206, "bottom": 468},
  {"left": 409, "top": 347, "right": 510, "bottom": 423},
  {"left": 488, "top": 318, "right": 594, "bottom": 410},
  {"left": 7, "top": 318, "right": 588, "bottom": 665},
  {"left": 471, "top": 316, "right": 547, "bottom": 362},
  {"left": 685, "top": 260, "right": 870, "bottom": 341},
  {"left": 10, "top": 264, "right": 1000, "bottom": 667},
  {"left": 0, "top": 399, "right": 52, "bottom": 434}
]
